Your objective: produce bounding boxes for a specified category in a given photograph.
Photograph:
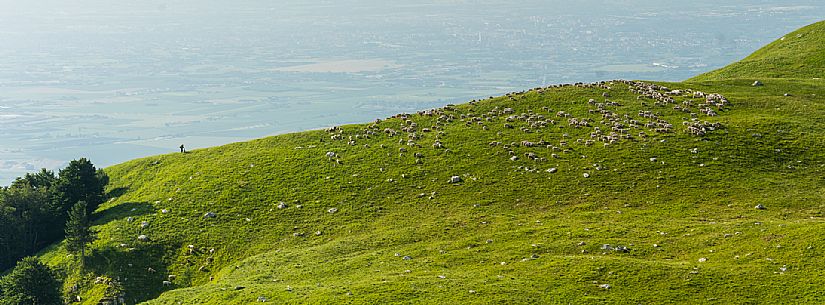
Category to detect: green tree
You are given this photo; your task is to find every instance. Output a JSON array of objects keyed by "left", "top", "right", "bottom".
[
  {"left": 0, "top": 185, "right": 56, "bottom": 270},
  {"left": 0, "top": 207, "right": 23, "bottom": 270},
  {"left": 11, "top": 169, "right": 57, "bottom": 191},
  {"left": 0, "top": 257, "right": 62, "bottom": 305},
  {"left": 54, "top": 158, "right": 108, "bottom": 216},
  {"left": 65, "top": 201, "right": 95, "bottom": 269}
]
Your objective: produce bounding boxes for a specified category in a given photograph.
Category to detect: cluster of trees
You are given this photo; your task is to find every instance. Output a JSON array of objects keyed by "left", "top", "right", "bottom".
[
  {"left": 0, "top": 257, "right": 63, "bottom": 305},
  {"left": 0, "top": 158, "right": 107, "bottom": 303},
  {"left": 0, "top": 158, "right": 107, "bottom": 271}
]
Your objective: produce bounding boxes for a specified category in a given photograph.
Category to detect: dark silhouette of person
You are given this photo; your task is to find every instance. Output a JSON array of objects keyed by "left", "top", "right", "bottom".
[{"left": 180, "top": 144, "right": 185, "bottom": 153}]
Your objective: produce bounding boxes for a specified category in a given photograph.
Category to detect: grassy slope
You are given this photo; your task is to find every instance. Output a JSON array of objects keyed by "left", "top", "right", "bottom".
[
  {"left": 39, "top": 23, "right": 825, "bottom": 304},
  {"left": 690, "top": 20, "right": 825, "bottom": 81}
]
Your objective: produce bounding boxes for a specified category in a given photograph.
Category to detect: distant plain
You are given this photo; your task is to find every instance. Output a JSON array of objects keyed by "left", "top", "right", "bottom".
[{"left": 1, "top": 0, "right": 823, "bottom": 183}]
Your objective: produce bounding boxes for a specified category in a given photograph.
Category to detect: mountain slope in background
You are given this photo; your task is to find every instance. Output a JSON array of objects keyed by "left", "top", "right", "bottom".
[
  {"left": 32, "top": 21, "right": 825, "bottom": 304},
  {"left": 691, "top": 20, "right": 825, "bottom": 81}
]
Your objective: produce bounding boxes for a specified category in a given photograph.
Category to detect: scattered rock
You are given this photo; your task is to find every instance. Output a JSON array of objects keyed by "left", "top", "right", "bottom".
[
  {"left": 257, "top": 296, "right": 268, "bottom": 302},
  {"left": 203, "top": 212, "right": 217, "bottom": 218},
  {"left": 402, "top": 256, "right": 412, "bottom": 260},
  {"left": 161, "top": 209, "right": 169, "bottom": 214},
  {"left": 277, "top": 202, "right": 287, "bottom": 209},
  {"left": 140, "top": 221, "right": 149, "bottom": 229},
  {"left": 698, "top": 257, "right": 707, "bottom": 263},
  {"left": 137, "top": 235, "right": 149, "bottom": 242},
  {"left": 328, "top": 207, "right": 338, "bottom": 214},
  {"left": 752, "top": 80, "right": 763, "bottom": 87},
  {"left": 546, "top": 168, "right": 557, "bottom": 173},
  {"left": 755, "top": 204, "right": 766, "bottom": 210},
  {"left": 126, "top": 217, "right": 134, "bottom": 222},
  {"left": 614, "top": 245, "right": 630, "bottom": 253},
  {"left": 449, "top": 176, "right": 462, "bottom": 183},
  {"left": 599, "top": 284, "right": 611, "bottom": 289},
  {"left": 600, "top": 244, "right": 629, "bottom": 252},
  {"left": 582, "top": 173, "right": 590, "bottom": 178}
]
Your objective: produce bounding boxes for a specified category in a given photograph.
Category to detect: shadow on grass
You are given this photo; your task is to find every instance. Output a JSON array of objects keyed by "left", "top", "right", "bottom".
[
  {"left": 87, "top": 242, "right": 175, "bottom": 304},
  {"left": 107, "top": 187, "right": 130, "bottom": 200},
  {"left": 93, "top": 201, "right": 155, "bottom": 226}
]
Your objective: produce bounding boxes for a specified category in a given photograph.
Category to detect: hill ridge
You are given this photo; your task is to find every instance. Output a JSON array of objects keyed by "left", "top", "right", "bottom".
[
  {"left": 27, "top": 21, "right": 825, "bottom": 305},
  {"left": 690, "top": 20, "right": 825, "bottom": 81}
]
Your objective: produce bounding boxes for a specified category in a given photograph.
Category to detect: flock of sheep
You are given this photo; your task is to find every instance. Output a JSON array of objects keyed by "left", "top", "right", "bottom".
[
  {"left": 322, "top": 80, "right": 728, "bottom": 174},
  {"left": 133, "top": 79, "right": 730, "bottom": 291}
]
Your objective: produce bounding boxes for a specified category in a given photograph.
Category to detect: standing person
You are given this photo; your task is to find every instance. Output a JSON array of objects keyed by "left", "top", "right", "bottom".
[{"left": 180, "top": 144, "right": 185, "bottom": 153}]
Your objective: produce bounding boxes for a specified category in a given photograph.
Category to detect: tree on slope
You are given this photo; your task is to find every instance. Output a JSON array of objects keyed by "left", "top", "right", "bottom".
[
  {"left": 0, "top": 185, "right": 57, "bottom": 270},
  {"left": 0, "top": 256, "right": 62, "bottom": 305},
  {"left": 54, "top": 158, "right": 108, "bottom": 217},
  {"left": 66, "top": 201, "right": 95, "bottom": 269},
  {"left": 11, "top": 168, "right": 57, "bottom": 190}
]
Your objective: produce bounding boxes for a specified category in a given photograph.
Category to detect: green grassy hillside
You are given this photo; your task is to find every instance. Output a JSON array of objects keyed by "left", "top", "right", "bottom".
[
  {"left": 39, "top": 22, "right": 825, "bottom": 304},
  {"left": 691, "top": 20, "right": 825, "bottom": 81}
]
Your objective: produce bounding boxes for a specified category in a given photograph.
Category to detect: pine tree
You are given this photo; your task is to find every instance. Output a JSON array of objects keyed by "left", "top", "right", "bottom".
[
  {"left": 0, "top": 256, "right": 62, "bottom": 305},
  {"left": 65, "top": 201, "right": 95, "bottom": 269},
  {"left": 54, "top": 158, "right": 108, "bottom": 216}
]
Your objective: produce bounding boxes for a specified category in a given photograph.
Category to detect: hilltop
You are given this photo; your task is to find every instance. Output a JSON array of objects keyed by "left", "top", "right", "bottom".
[
  {"left": 691, "top": 20, "right": 825, "bottom": 81},
  {"left": 33, "top": 21, "right": 825, "bottom": 304}
]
